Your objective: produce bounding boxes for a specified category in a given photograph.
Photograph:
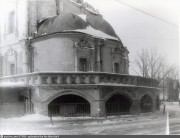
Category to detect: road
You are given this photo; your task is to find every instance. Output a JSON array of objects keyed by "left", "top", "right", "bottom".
[{"left": 0, "top": 110, "right": 167, "bottom": 135}]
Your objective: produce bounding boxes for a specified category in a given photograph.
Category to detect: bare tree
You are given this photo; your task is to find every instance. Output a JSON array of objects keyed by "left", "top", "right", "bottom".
[
  {"left": 132, "top": 48, "right": 179, "bottom": 101},
  {"left": 132, "top": 48, "right": 178, "bottom": 80},
  {"left": 132, "top": 49, "right": 149, "bottom": 78}
]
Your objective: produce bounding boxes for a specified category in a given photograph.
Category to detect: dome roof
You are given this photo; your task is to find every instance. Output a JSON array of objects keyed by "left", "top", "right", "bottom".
[
  {"left": 37, "top": 13, "right": 119, "bottom": 41},
  {"left": 86, "top": 14, "right": 117, "bottom": 38}
]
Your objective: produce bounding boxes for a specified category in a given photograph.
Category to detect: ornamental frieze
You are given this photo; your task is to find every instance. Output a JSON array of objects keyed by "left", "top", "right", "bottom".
[
  {"left": 111, "top": 46, "right": 129, "bottom": 59},
  {"left": 38, "top": 84, "right": 99, "bottom": 90},
  {"left": 74, "top": 37, "right": 94, "bottom": 50}
]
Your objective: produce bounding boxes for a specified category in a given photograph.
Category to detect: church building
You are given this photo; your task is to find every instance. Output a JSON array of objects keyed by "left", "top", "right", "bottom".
[{"left": 0, "top": 0, "right": 160, "bottom": 117}]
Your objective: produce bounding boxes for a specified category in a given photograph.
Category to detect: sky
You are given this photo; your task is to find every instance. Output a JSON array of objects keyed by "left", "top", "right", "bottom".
[{"left": 84, "top": 0, "right": 179, "bottom": 75}]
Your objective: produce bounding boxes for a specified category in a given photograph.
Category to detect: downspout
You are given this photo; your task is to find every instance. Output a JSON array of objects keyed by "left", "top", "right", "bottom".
[
  {"left": 27, "top": 38, "right": 33, "bottom": 73},
  {"left": 56, "top": 0, "right": 60, "bottom": 15},
  {"left": 95, "top": 39, "right": 104, "bottom": 72},
  {"left": 29, "top": 88, "right": 32, "bottom": 113},
  {"left": 96, "top": 41, "right": 101, "bottom": 72},
  {"left": 100, "top": 43, "right": 104, "bottom": 72}
]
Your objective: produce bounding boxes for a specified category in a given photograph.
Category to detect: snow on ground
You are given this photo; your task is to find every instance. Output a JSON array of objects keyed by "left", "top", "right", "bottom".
[
  {"left": 0, "top": 109, "right": 167, "bottom": 135},
  {"left": 166, "top": 103, "right": 180, "bottom": 135}
]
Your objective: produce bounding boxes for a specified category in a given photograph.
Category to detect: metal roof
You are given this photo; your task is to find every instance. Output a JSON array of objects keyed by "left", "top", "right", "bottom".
[{"left": 37, "top": 13, "right": 119, "bottom": 40}]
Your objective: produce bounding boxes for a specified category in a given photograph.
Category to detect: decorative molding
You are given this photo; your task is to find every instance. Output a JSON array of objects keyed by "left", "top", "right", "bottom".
[
  {"left": 73, "top": 37, "right": 95, "bottom": 71},
  {"left": 39, "top": 85, "right": 99, "bottom": 90},
  {"left": 111, "top": 46, "right": 129, "bottom": 59},
  {"left": 74, "top": 37, "right": 94, "bottom": 50},
  {"left": 5, "top": 47, "right": 18, "bottom": 57},
  {"left": 111, "top": 47, "right": 122, "bottom": 55}
]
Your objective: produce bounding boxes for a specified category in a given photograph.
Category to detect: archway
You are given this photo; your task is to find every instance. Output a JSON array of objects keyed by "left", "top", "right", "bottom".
[
  {"left": 48, "top": 94, "right": 90, "bottom": 117},
  {"left": 140, "top": 94, "right": 153, "bottom": 113},
  {"left": 156, "top": 96, "right": 160, "bottom": 110},
  {"left": 105, "top": 94, "right": 132, "bottom": 116}
]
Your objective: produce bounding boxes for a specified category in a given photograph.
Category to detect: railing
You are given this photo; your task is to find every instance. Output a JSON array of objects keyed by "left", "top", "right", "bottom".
[
  {"left": 48, "top": 103, "right": 90, "bottom": 117},
  {"left": 0, "top": 72, "right": 159, "bottom": 88},
  {"left": 106, "top": 102, "right": 131, "bottom": 116}
]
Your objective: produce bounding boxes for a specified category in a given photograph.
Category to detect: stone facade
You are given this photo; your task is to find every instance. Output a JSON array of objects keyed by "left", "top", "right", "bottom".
[{"left": 0, "top": 0, "right": 160, "bottom": 117}]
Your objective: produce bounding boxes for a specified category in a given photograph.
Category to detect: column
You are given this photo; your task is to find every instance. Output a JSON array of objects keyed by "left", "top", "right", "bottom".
[
  {"left": 23, "top": 45, "right": 29, "bottom": 73},
  {"left": 96, "top": 46, "right": 101, "bottom": 71},
  {"left": 29, "top": 0, "right": 37, "bottom": 36},
  {"left": 73, "top": 46, "right": 78, "bottom": 71},
  {"left": 33, "top": 102, "right": 48, "bottom": 116},
  {"left": 91, "top": 100, "right": 106, "bottom": 117},
  {"left": 130, "top": 99, "right": 141, "bottom": 115},
  {"left": 152, "top": 99, "right": 156, "bottom": 112}
]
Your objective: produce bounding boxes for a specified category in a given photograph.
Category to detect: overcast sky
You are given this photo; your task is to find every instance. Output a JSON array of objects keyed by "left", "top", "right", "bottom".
[{"left": 84, "top": 0, "right": 179, "bottom": 75}]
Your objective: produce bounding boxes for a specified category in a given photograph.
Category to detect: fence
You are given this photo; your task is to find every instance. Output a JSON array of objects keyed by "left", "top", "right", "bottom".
[
  {"left": 106, "top": 102, "right": 131, "bottom": 116},
  {"left": 48, "top": 103, "right": 90, "bottom": 117}
]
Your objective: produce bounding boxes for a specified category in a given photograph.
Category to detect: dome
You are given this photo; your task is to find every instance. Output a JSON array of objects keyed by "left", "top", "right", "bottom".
[
  {"left": 86, "top": 14, "right": 117, "bottom": 38},
  {"left": 37, "top": 13, "right": 120, "bottom": 41}
]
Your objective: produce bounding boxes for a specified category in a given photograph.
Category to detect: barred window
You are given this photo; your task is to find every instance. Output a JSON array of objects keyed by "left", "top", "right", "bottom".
[
  {"left": 10, "top": 63, "right": 15, "bottom": 75},
  {"left": 114, "top": 62, "right": 119, "bottom": 73},
  {"left": 79, "top": 58, "right": 87, "bottom": 72}
]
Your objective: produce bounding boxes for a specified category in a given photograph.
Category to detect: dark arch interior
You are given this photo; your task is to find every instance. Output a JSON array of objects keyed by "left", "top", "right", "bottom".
[
  {"left": 18, "top": 95, "right": 28, "bottom": 102},
  {"left": 156, "top": 96, "right": 160, "bottom": 110},
  {"left": 140, "top": 95, "right": 153, "bottom": 113},
  {"left": 48, "top": 94, "right": 90, "bottom": 117},
  {"left": 106, "top": 94, "right": 132, "bottom": 115}
]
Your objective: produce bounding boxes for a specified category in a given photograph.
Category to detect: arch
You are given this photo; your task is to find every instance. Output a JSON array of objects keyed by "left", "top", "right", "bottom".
[
  {"left": 46, "top": 90, "right": 93, "bottom": 105},
  {"left": 140, "top": 94, "right": 153, "bottom": 113},
  {"left": 104, "top": 91, "right": 135, "bottom": 102},
  {"left": 48, "top": 94, "right": 90, "bottom": 117},
  {"left": 140, "top": 92, "right": 154, "bottom": 101},
  {"left": 105, "top": 93, "right": 132, "bottom": 116}
]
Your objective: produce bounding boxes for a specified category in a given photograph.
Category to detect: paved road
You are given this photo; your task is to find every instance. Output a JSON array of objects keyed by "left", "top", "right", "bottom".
[{"left": 0, "top": 111, "right": 167, "bottom": 135}]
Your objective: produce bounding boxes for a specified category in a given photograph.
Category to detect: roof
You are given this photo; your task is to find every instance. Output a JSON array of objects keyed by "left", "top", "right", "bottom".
[{"left": 37, "top": 13, "right": 120, "bottom": 41}]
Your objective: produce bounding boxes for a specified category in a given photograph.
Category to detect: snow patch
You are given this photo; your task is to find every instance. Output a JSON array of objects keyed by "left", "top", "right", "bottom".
[
  {"left": 70, "top": 0, "right": 82, "bottom": 6},
  {"left": 1, "top": 114, "right": 49, "bottom": 121},
  {"left": 73, "top": 26, "right": 119, "bottom": 40},
  {"left": 1, "top": 114, "right": 94, "bottom": 121},
  {"left": 0, "top": 82, "right": 27, "bottom": 87},
  {"left": 75, "top": 14, "right": 87, "bottom": 22}
]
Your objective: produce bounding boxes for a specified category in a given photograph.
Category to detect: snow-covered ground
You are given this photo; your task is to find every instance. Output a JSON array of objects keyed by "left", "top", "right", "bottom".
[
  {"left": 0, "top": 109, "right": 167, "bottom": 135},
  {"left": 167, "top": 103, "right": 180, "bottom": 135}
]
